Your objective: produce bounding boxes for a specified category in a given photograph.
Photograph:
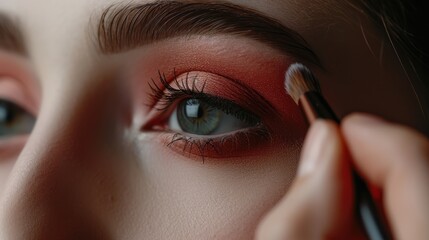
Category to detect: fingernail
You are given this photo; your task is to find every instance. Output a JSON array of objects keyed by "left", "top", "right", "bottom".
[
  {"left": 297, "top": 121, "right": 331, "bottom": 177},
  {"left": 349, "top": 114, "right": 385, "bottom": 126}
]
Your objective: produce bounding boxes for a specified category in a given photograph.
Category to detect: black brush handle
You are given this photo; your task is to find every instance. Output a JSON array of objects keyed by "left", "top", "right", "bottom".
[
  {"left": 353, "top": 171, "right": 391, "bottom": 240},
  {"left": 301, "top": 92, "right": 391, "bottom": 240}
]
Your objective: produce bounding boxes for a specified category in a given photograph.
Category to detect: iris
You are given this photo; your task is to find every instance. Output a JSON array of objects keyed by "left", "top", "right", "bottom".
[
  {"left": 0, "top": 99, "right": 35, "bottom": 137},
  {"left": 177, "top": 99, "right": 222, "bottom": 135}
]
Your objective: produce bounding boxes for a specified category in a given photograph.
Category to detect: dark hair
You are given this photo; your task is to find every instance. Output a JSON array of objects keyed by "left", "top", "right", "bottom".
[{"left": 357, "top": 0, "right": 429, "bottom": 106}]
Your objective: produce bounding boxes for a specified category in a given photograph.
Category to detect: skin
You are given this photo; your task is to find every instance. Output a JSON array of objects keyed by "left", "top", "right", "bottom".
[{"left": 0, "top": 0, "right": 428, "bottom": 239}]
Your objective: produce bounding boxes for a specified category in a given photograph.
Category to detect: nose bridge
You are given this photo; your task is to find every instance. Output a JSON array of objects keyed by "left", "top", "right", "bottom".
[{"left": 0, "top": 73, "right": 122, "bottom": 238}]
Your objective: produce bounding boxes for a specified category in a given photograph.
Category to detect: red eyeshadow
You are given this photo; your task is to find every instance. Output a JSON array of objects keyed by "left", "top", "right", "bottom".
[
  {"left": 134, "top": 37, "right": 305, "bottom": 117},
  {"left": 129, "top": 35, "right": 308, "bottom": 159}
]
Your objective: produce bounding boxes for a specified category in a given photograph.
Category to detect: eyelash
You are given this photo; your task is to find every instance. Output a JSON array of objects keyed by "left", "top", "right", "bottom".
[{"left": 146, "top": 71, "right": 272, "bottom": 160}]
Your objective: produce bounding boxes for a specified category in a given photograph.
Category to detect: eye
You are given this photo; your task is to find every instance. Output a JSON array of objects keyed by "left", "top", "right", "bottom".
[
  {"left": 143, "top": 71, "right": 276, "bottom": 159},
  {"left": 0, "top": 99, "right": 36, "bottom": 138},
  {"left": 168, "top": 98, "right": 256, "bottom": 136}
]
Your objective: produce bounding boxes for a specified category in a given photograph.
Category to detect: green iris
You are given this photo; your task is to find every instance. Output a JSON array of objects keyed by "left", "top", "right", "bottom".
[
  {"left": 177, "top": 99, "right": 222, "bottom": 135},
  {"left": 0, "top": 99, "right": 36, "bottom": 138}
]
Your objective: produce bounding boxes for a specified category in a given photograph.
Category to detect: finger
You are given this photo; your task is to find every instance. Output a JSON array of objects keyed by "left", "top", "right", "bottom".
[
  {"left": 342, "top": 113, "right": 429, "bottom": 240},
  {"left": 256, "top": 121, "right": 356, "bottom": 240}
]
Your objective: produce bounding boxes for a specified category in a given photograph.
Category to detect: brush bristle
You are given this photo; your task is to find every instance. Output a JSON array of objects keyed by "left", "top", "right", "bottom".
[{"left": 284, "top": 63, "right": 321, "bottom": 104}]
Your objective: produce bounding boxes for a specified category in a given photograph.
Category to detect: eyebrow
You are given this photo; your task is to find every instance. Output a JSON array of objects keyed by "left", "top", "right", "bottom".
[
  {"left": 97, "top": 1, "right": 322, "bottom": 67},
  {"left": 0, "top": 13, "right": 26, "bottom": 55}
]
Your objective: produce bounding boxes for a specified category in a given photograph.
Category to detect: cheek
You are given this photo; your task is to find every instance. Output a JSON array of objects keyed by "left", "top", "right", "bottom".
[{"left": 122, "top": 140, "right": 301, "bottom": 239}]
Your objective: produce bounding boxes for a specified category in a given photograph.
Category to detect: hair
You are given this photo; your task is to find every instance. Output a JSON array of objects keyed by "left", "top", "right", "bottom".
[{"left": 356, "top": 0, "right": 429, "bottom": 111}]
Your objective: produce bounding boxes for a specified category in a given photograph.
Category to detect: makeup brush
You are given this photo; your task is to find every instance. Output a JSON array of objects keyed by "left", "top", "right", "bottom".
[{"left": 285, "top": 63, "right": 390, "bottom": 240}]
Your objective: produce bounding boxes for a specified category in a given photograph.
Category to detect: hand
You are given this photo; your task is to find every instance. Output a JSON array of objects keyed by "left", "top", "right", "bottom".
[{"left": 256, "top": 113, "right": 429, "bottom": 240}]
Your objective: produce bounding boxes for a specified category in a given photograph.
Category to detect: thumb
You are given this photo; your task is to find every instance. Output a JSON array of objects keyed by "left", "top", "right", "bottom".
[{"left": 256, "top": 121, "right": 358, "bottom": 240}]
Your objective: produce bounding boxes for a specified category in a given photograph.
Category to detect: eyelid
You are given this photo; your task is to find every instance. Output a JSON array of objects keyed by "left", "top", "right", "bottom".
[
  {"left": 0, "top": 52, "right": 39, "bottom": 115},
  {"left": 0, "top": 135, "right": 28, "bottom": 158},
  {"left": 0, "top": 77, "right": 36, "bottom": 115}
]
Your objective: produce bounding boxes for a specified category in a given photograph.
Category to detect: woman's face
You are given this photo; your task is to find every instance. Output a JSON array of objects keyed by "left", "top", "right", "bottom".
[{"left": 0, "top": 0, "right": 426, "bottom": 239}]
